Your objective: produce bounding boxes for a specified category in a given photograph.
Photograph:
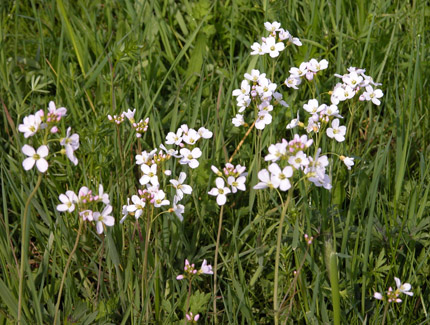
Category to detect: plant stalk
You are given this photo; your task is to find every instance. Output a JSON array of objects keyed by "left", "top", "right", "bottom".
[
  {"left": 53, "top": 217, "right": 84, "bottom": 324},
  {"left": 18, "top": 174, "right": 43, "bottom": 324},
  {"left": 212, "top": 205, "right": 224, "bottom": 323}
]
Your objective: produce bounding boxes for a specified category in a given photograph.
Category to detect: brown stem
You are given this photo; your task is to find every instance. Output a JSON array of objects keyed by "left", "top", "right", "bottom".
[{"left": 228, "top": 120, "right": 256, "bottom": 163}]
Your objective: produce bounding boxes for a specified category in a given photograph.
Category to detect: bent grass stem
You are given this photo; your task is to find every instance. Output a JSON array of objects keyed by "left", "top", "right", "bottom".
[
  {"left": 53, "top": 217, "right": 84, "bottom": 324},
  {"left": 18, "top": 174, "right": 43, "bottom": 324},
  {"left": 212, "top": 205, "right": 224, "bottom": 323}
]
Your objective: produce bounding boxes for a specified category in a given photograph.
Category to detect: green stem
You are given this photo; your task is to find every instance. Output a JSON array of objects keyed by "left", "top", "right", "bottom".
[
  {"left": 381, "top": 302, "right": 389, "bottom": 325},
  {"left": 53, "top": 217, "right": 84, "bottom": 324},
  {"left": 142, "top": 207, "right": 153, "bottom": 322},
  {"left": 212, "top": 205, "right": 224, "bottom": 324},
  {"left": 274, "top": 189, "right": 293, "bottom": 325},
  {"left": 18, "top": 174, "right": 43, "bottom": 324}
]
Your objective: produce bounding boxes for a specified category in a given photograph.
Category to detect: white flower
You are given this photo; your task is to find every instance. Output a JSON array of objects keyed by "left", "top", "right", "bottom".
[
  {"left": 289, "top": 63, "right": 308, "bottom": 78},
  {"left": 208, "top": 177, "right": 231, "bottom": 205},
  {"left": 255, "top": 111, "right": 272, "bottom": 130},
  {"left": 136, "top": 149, "right": 157, "bottom": 165},
  {"left": 165, "top": 129, "right": 183, "bottom": 145},
  {"left": 98, "top": 184, "right": 110, "bottom": 204},
  {"left": 199, "top": 259, "right": 213, "bottom": 275},
  {"left": 253, "top": 169, "right": 280, "bottom": 190},
  {"left": 47, "top": 101, "right": 67, "bottom": 122},
  {"left": 261, "top": 36, "right": 285, "bottom": 58},
  {"left": 303, "top": 99, "right": 325, "bottom": 114},
  {"left": 265, "top": 142, "right": 287, "bottom": 162},
  {"left": 22, "top": 144, "right": 49, "bottom": 173},
  {"left": 140, "top": 164, "right": 159, "bottom": 186},
  {"left": 307, "top": 59, "right": 328, "bottom": 72},
  {"left": 288, "top": 151, "right": 309, "bottom": 170},
  {"left": 264, "top": 21, "right": 281, "bottom": 33},
  {"left": 93, "top": 205, "right": 115, "bottom": 235},
  {"left": 268, "top": 163, "right": 293, "bottom": 191},
  {"left": 227, "top": 176, "right": 246, "bottom": 193},
  {"left": 60, "top": 127, "right": 79, "bottom": 165},
  {"left": 326, "top": 119, "right": 346, "bottom": 142},
  {"left": 362, "top": 85, "right": 384, "bottom": 105},
  {"left": 123, "top": 108, "right": 136, "bottom": 123},
  {"left": 172, "top": 196, "right": 185, "bottom": 221},
  {"left": 170, "top": 172, "right": 192, "bottom": 200},
  {"left": 198, "top": 127, "right": 213, "bottom": 139},
  {"left": 232, "top": 80, "right": 251, "bottom": 98},
  {"left": 153, "top": 190, "right": 170, "bottom": 207},
  {"left": 395, "top": 277, "right": 413, "bottom": 296},
  {"left": 179, "top": 148, "right": 202, "bottom": 169},
  {"left": 79, "top": 209, "right": 94, "bottom": 221},
  {"left": 244, "top": 69, "right": 266, "bottom": 83},
  {"left": 286, "top": 111, "right": 300, "bottom": 129},
  {"left": 232, "top": 114, "right": 245, "bottom": 127},
  {"left": 250, "top": 42, "right": 264, "bottom": 55},
  {"left": 340, "top": 156, "right": 354, "bottom": 170},
  {"left": 284, "top": 76, "right": 301, "bottom": 89},
  {"left": 57, "top": 190, "right": 78, "bottom": 212},
  {"left": 182, "top": 128, "right": 201, "bottom": 145},
  {"left": 374, "top": 292, "right": 383, "bottom": 300},
  {"left": 18, "top": 112, "right": 43, "bottom": 138},
  {"left": 127, "top": 195, "right": 146, "bottom": 219}
]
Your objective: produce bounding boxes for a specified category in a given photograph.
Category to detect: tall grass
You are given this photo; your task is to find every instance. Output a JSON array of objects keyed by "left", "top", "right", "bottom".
[{"left": 1, "top": 0, "right": 429, "bottom": 323}]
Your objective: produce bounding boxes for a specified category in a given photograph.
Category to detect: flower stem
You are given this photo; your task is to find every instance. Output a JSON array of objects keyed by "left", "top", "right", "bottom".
[
  {"left": 53, "top": 217, "right": 84, "bottom": 324},
  {"left": 274, "top": 189, "right": 293, "bottom": 325},
  {"left": 212, "top": 205, "right": 224, "bottom": 323},
  {"left": 185, "top": 278, "right": 192, "bottom": 315},
  {"left": 142, "top": 207, "right": 153, "bottom": 321},
  {"left": 228, "top": 120, "right": 256, "bottom": 163},
  {"left": 18, "top": 173, "right": 42, "bottom": 324},
  {"left": 381, "top": 303, "right": 389, "bottom": 325}
]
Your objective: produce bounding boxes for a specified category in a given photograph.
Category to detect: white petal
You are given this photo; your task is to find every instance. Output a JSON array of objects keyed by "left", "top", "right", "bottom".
[
  {"left": 96, "top": 221, "right": 104, "bottom": 234},
  {"left": 37, "top": 145, "right": 49, "bottom": 158},
  {"left": 22, "top": 144, "right": 35, "bottom": 156},
  {"left": 216, "top": 194, "right": 227, "bottom": 205},
  {"left": 22, "top": 157, "right": 35, "bottom": 170},
  {"left": 36, "top": 158, "right": 48, "bottom": 173}
]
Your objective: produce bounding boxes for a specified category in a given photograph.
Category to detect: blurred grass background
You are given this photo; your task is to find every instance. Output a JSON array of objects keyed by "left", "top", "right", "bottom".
[{"left": 0, "top": 0, "right": 429, "bottom": 323}]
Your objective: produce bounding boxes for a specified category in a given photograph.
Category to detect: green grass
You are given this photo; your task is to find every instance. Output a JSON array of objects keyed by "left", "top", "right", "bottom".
[{"left": 1, "top": 0, "right": 429, "bottom": 323}]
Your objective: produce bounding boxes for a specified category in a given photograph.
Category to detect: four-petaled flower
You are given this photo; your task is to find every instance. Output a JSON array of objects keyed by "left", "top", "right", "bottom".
[{"left": 22, "top": 144, "right": 49, "bottom": 173}]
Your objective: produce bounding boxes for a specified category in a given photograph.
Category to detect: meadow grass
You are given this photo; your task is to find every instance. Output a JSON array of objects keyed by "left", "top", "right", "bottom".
[{"left": 0, "top": 0, "right": 429, "bottom": 323}]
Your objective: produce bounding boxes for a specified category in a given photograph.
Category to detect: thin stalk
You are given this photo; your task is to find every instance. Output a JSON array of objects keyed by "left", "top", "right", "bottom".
[
  {"left": 228, "top": 120, "right": 256, "bottom": 163},
  {"left": 381, "top": 303, "right": 389, "bottom": 325},
  {"left": 212, "top": 205, "right": 224, "bottom": 323},
  {"left": 142, "top": 207, "right": 153, "bottom": 322},
  {"left": 185, "top": 278, "right": 193, "bottom": 315},
  {"left": 274, "top": 189, "right": 293, "bottom": 325},
  {"left": 53, "top": 217, "right": 84, "bottom": 324},
  {"left": 18, "top": 174, "right": 43, "bottom": 324}
]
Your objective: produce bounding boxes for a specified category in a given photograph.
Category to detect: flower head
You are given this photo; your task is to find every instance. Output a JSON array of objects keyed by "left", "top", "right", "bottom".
[{"left": 22, "top": 144, "right": 49, "bottom": 173}]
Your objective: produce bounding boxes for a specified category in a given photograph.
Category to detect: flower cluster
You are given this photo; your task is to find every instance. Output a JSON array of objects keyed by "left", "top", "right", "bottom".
[
  {"left": 19, "top": 101, "right": 80, "bottom": 172},
  {"left": 232, "top": 69, "right": 288, "bottom": 130},
  {"left": 285, "top": 59, "right": 328, "bottom": 89},
  {"left": 255, "top": 134, "right": 332, "bottom": 190},
  {"left": 332, "top": 67, "right": 383, "bottom": 105},
  {"left": 250, "top": 21, "right": 301, "bottom": 58},
  {"left": 208, "top": 163, "right": 247, "bottom": 205},
  {"left": 374, "top": 277, "right": 413, "bottom": 303},
  {"left": 57, "top": 185, "right": 114, "bottom": 235},
  {"left": 176, "top": 259, "right": 213, "bottom": 280},
  {"left": 121, "top": 124, "right": 212, "bottom": 222},
  {"left": 108, "top": 108, "right": 150, "bottom": 137}
]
